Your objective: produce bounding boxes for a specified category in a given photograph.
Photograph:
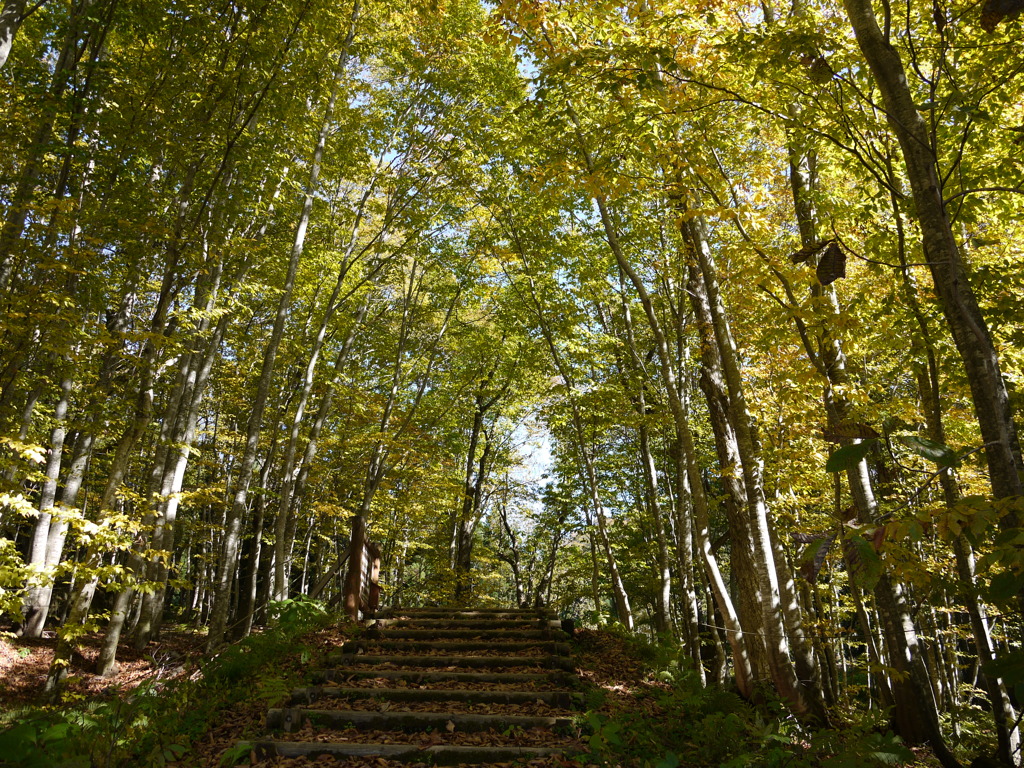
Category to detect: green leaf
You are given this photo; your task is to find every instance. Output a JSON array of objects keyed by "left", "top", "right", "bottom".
[
  {"left": 825, "top": 440, "right": 877, "bottom": 473},
  {"left": 848, "top": 534, "right": 883, "bottom": 591},
  {"left": 41, "top": 723, "right": 71, "bottom": 742},
  {"left": 894, "top": 435, "right": 959, "bottom": 468},
  {"left": 219, "top": 742, "right": 253, "bottom": 767},
  {"left": 983, "top": 649, "right": 1024, "bottom": 688},
  {"left": 988, "top": 570, "right": 1024, "bottom": 603}
]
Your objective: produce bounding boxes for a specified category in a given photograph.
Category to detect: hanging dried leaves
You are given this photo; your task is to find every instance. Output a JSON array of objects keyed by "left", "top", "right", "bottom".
[
  {"left": 792, "top": 532, "right": 837, "bottom": 583},
  {"left": 981, "top": 0, "right": 1024, "bottom": 31},
  {"left": 821, "top": 422, "right": 880, "bottom": 442},
  {"left": 789, "top": 239, "right": 830, "bottom": 265},
  {"left": 788, "top": 239, "right": 848, "bottom": 285},
  {"left": 815, "top": 241, "right": 847, "bottom": 285}
]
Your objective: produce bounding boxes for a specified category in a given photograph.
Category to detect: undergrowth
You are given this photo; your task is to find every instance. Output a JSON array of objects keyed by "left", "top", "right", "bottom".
[
  {"left": 0, "top": 595, "right": 338, "bottom": 768},
  {"left": 579, "top": 628, "right": 917, "bottom": 768}
]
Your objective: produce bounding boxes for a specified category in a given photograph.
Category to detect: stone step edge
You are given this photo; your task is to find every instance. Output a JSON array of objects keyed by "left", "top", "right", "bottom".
[
  {"left": 248, "top": 740, "right": 570, "bottom": 764},
  {"left": 266, "top": 707, "right": 575, "bottom": 733},
  {"left": 289, "top": 686, "right": 581, "bottom": 707}
]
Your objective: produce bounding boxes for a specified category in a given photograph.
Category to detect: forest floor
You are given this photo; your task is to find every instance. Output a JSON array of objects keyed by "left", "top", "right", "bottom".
[
  {"left": 1, "top": 621, "right": 946, "bottom": 768},
  {"left": 0, "top": 627, "right": 204, "bottom": 707}
]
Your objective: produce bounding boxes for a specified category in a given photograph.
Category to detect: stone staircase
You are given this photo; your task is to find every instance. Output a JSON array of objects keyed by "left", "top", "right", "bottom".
[{"left": 250, "top": 607, "right": 582, "bottom": 764}]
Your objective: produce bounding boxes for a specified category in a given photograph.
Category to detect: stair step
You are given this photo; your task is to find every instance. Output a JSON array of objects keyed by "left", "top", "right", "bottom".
[
  {"left": 371, "top": 617, "right": 556, "bottom": 630},
  {"left": 391, "top": 610, "right": 552, "bottom": 618},
  {"left": 356, "top": 639, "right": 571, "bottom": 654},
  {"left": 239, "top": 606, "right": 583, "bottom": 766},
  {"left": 289, "top": 686, "right": 580, "bottom": 707},
  {"left": 368, "top": 627, "right": 561, "bottom": 640},
  {"left": 310, "top": 668, "right": 572, "bottom": 685},
  {"left": 387, "top": 609, "right": 555, "bottom": 620},
  {"left": 327, "top": 653, "right": 574, "bottom": 670},
  {"left": 266, "top": 707, "right": 574, "bottom": 733},
  {"left": 250, "top": 740, "right": 566, "bottom": 764}
]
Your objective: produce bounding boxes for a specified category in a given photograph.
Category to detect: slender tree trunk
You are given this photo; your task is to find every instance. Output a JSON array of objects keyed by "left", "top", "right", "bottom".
[
  {"left": 776, "top": 98, "right": 957, "bottom": 753},
  {"left": 497, "top": 491, "right": 526, "bottom": 607},
  {"left": 342, "top": 260, "right": 453, "bottom": 618},
  {"left": 679, "top": 212, "right": 825, "bottom": 720},
  {"left": 638, "top": 422, "right": 673, "bottom": 636},
  {"left": 609, "top": 282, "right": 674, "bottom": 636},
  {"left": 0, "top": 0, "right": 106, "bottom": 291},
  {"left": 23, "top": 422, "right": 95, "bottom": 640},
  {"left": 20, "top": 377, "right": 72, "bottom": 637},
  {"left": 843, "top": 0, "right": 1023, "bottom": 504},
  {"left": 666, "top": 438, "right": 703, "bottom": 682},
  {"left": 455, "top": 421, "right": 491, "bottom": 601},
  {"left": 136, "top": 258, "right": 230, "bottom": 648},
  {"left": 887, "top": 169, "right": 1021, "bottom": 763},
  {"left": 594, "top": 185, "right": 772, "bottom": 694},
  {"left": 94, "top": 243, "right": 190, "bottom": 675},
  {"left": 510, "top": 242, "right": 632, "bottom": 629},
  {"left": 232, "top": 446, "right": 275, "bottom": 640},
  {"left": 206, "top": 13, "right": 358, "bottom": 649},
  {"left": 271, "top": 190, "right": 380, "bottom": 600},
  {"left": 587, "top": 529, "right": 602, "bottom": 619},
  {"left": 46, "top": 322, "right": 149, "bottom": 687},
  {"left": 686, "top": 261, "right": 769, "bottom": 677},
  {"left": 0, "top": 0, "right": 28, "bottom": 69}
]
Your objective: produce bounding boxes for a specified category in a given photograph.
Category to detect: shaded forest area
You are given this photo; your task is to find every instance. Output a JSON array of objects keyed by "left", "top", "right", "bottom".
[{"left": 1, "top": 0, "right": 1023, "bottom": 765}]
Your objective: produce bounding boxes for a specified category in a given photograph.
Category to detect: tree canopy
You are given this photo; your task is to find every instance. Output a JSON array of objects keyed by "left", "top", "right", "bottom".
[{"left": 1, "top": 0, "right": 1023, "bottom": 762}]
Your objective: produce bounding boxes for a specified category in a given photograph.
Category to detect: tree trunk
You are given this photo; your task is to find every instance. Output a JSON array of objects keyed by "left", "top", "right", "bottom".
[
  {"left": 341, "top": 258, "right": 452, "bottom": 618},
  {"left": 20, "top": 376, "right": 72, "bottom": 637},
  {"left": 272, "top": 185, "right": 381, "bottom": 601},
  {"left": 611, "top": 280, "right": 674, "bottom": 637},
  {"left": 639, "top": 421, "right": 673, "bottom": 636},
  {"left": 0, "top": 0, "right": 27, "bottom": 70},
  {"left": 136, "top": 258, "right": 230, "bottom": 648},
  {"left": 231, "top": 439, "right": 277, "bottom": 641},
  {"left": 679, "top": 212, "right": 825, "bottom": 720},
  {"left": 511, "top": 244, "right": 633, "bottom": 629},
  {"left": 206, "top": 14, "right": 358, "bottom": 649},
  {"left": 0, "top": 0, "right": 107, "bottom": 290},
  {"left": 888, "top": 170, "right": 1021, "bottom": 764},
  {"left": 842, "top": 0, "right": 1023, "bottom": 504},
  {"left": 777, "top": 89, "right": 956, "bottom": 754}
]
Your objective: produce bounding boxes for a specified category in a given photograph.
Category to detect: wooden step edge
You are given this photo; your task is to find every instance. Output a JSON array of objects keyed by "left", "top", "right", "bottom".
[
  {"left": 382, "top": 610, "right": 558, "bottom": 620},
  {"left": 369, "top": 619, "right": 558, "bottom": 630},
  {"left": 247, "top": 740, "right": 570, "bottom": 764},
  {"left": 288, "top": 686, "right": 582, "bottom": 708},
  {"left": 309, "top": 669, "right": 573, "bottom": 685},
  {"left": 385, "top": 610, "right": 561, "bottom": 618},
  {"left": 266, "top": 707, "right": 575, "bottom": 733},
  {"left": 366, "top": 630, "right": 566, "bottom": 641},
  {"left": 326, "top": 653, "right": 575, "bottom": 670},
  {"left": 355, "top": 640, "right": 573, "bottom": 654}
]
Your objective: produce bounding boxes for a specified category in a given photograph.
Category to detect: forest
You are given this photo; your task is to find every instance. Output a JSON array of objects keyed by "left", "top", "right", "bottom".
[{"left": 1, "top": 0, "right": 1023, "bottom": 765}]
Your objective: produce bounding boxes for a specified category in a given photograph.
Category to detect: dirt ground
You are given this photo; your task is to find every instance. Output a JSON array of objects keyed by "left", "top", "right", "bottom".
[{"left": 0, "top": 627, "right": 206, "bottom": 708}]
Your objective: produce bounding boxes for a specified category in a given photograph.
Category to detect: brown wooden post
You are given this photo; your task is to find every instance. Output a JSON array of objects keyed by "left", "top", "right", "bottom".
[
  {"left": 342, "top": 514, "right": 366, "bottom": 620},
  {"left": 365, "top": 541, "right": 381, "bottom": 614}
]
